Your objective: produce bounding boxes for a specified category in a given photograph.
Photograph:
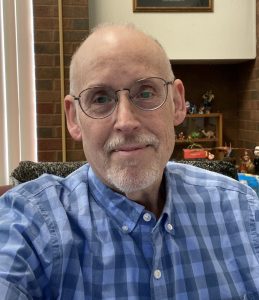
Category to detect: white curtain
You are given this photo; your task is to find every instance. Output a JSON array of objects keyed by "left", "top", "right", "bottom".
[{"left": 0, "top": 0, "right": 37, "bottom": 185}]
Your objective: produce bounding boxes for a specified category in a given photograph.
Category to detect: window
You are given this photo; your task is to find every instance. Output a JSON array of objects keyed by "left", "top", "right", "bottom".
[{"left": 0, "top": 0, "right": 37, "bottom": 185}]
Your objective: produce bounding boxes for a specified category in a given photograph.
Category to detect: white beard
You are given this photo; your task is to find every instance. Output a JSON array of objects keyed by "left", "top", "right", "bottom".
[
  {"left": 105, "top": 157, "right": 161, "bottom": 193},
  {"left": 102, "top": 132, "right": 162, "bottom": 193}
]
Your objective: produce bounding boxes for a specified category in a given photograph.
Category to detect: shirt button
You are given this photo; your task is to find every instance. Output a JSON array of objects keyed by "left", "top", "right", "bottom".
[
  {"left": 166, "top": 223, "right": 173, "bottom": 231},
  {"left": 122, "top": 225, "right": 129, "bottom": 232},
  {"left": 154, "top": 269, "right": 162, "bottom": 279},
  {"left": 143, "top": 213, "right": 152, "bottom": 222}
]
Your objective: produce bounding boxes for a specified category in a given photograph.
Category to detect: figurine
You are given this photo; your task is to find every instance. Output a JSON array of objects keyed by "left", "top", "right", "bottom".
[
  {"left": 178, "top": 132, "right": 185, "bottom": 140},
  {"left": 198, "top": 105, "right": 205, "bottom": 114},
  {"left": 254, "top": 146, "right": 259, "bottom": 175},
  {"left": 239, "top": 150, "right": 255, "bottom": 174},
  {"left": 208, "top": 152, "right": 215, "bottom": 160},
  {"left": 201, "top": 90, "right": 214, "bottom": 114},
  {"left": 201, "top": 129, "right": 215, "bottom": 139},
  {"left": 185, "top": 101, "right": 197, "bottom": 114},
  {"left": 188, "top": 131, "right": 202, "bottom": 140}
]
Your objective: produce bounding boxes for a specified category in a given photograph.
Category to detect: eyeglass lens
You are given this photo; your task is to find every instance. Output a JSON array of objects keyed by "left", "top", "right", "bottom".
[{"left": 78, "top": 77, "right": 169, "bottom": 119}]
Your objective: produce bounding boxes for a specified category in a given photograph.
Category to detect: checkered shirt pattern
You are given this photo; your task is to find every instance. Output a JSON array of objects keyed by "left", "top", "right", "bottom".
[{"left": 0, "top": 162, "right": 259, "bottom": 299}]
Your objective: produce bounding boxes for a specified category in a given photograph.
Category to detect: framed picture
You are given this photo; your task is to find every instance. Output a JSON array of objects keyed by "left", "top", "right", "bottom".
[{"left": 133, "top": 0, "right": 213, "bottom": 12}]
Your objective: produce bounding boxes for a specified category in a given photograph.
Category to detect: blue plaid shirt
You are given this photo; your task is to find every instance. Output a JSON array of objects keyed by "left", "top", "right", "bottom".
[{"left": 1, "top": 162, "right": 259, "bottom": 299}]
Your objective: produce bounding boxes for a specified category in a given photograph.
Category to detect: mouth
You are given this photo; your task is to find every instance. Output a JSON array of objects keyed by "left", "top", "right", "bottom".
[
  {"left": 113, "top": 144, "right": 149, "bottom": 152},
  {"left": 104, "top": 134, "right": 160, "bottom": 156},
  {"left": 111, "top": 144, "right": 152, "bottom": 158}
]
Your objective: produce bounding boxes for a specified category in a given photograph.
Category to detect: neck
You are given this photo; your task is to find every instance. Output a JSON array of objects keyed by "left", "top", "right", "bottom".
[{"left": 125, "top": 176, "right": 166, "bottom": 219}]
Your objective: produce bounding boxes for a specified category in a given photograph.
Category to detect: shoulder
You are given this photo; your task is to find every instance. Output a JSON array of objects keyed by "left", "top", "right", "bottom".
[
  {"left": 166, "top": 161, "right": 252, "bottom": 196},
  {"left": 166, "top": 161, "right": 259, "bottom": 258},
  {"left": 0, "top": 163, "right": 91, "bottom": 225}
]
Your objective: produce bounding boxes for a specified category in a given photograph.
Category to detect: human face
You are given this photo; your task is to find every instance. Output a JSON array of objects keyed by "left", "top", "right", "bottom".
[{"left": 65, "top": 28, "right": 186, "bottom": 197}]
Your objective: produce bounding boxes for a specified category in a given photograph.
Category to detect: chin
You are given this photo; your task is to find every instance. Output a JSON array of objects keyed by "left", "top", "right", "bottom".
[{"left": 105, "top": 164, "right": 161, "bottom": 194}]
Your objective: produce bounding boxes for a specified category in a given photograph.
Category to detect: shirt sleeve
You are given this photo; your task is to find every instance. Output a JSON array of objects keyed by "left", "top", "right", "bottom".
[
  {"left": 0, "top": 190, "right": 56, "bottom": 299},
  {"left": 0, "top": 278, "right": 30, "bottom": 300},
  {"left": 247, "top": 189, "right": 259, "bottom": 257}
]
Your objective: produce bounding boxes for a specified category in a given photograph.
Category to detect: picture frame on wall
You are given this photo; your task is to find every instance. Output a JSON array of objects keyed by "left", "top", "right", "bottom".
[{"left": 133, "top": 0, "right": 213, "bottom": 12}]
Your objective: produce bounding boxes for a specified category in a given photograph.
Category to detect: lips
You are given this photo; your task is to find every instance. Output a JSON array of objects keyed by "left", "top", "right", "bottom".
[{"left": 114, "top": 144, "right": 147, "bottom": 152}]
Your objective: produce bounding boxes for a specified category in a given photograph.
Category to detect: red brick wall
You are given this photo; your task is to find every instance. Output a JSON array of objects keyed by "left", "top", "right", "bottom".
[{"left": 33, "top": 0, "right": 87, "bottom": 161}]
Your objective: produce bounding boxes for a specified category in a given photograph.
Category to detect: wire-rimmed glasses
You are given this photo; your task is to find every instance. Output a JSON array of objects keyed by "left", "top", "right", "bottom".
[{"left": 72, "top": 76, "right": 174, "bottom": 119}]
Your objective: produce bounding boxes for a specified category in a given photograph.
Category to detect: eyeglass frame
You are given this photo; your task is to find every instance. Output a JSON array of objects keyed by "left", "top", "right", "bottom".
[{"left": 71, "top": 76, "right": 175, "bottom": 119}]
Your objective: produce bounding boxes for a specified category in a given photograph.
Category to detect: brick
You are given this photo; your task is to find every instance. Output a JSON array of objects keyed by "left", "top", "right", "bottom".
[
  {"left": 36, "top": 67, "right": 61, "bottom": 79},
  {"left": 63, "top": 31, "right": 87, "bottom": 42},
  {"left": 37, "top": 102, "right": 56, "bottom": 114},
  {"left": 35, "top": 43, "right": 60, "bottom": 54},
  {"left": 72, "top": 19, "right": 89, "bottom": 30},
  {"left": 66, "top": 138, "right": 83, "bottom": 150},
  {"left": 62, "top": 6, "right": 88, "bottom": 18},
  {"left": 34, "top": 18, "right": 59, "bottom": 30},
  {"left": 35, "top": 55, "right": 55, "bottom": 66},
  {"left": 38, "top": 138, "right": 62, "bottom": 151},
  {"left": 37, "top": 126, "right": 63, "bottom": 139},
  {"left": 33, "top": 0, "right": 57, "bottom": 5},
  {"left": 36, "top": 79, "right": 54, "bottom": 90},
  {"left": 36, "top": 91, "right": 61, "bottom": 102},
  {"left": 34, "top": 31, "right": 54, "bottom": 42},
  {"left": 63, "top": 0, "right": 87, "bottom": 5},
  {"left": 66, "top": 150, "right": 85, "bottom": 161},
  {"left": 37, "top": 114, "right": 62, "bottom": 126},
  {"left": 63, "top": 42, "right": 80, "bottom": 54},
  {"left": 55, "top": 54, "right": 72, "bottom": 66},
  {"left": 38, "top": 151, "right": 60, "bottom": 162},
  {"left": 54, "top": 126, "right": 63, "bottom": 138},
  {"left": 33, "top": 5, "right": 58, "bottom": 17},
  {"left": 251, "top": 110, "right": 259, "bottom": 121},
  {"left": 37, "top": 127, "right": 55, "bottom": 138},
  {"left": 239, "top": 120, "right": 256, "bottom": 131}
]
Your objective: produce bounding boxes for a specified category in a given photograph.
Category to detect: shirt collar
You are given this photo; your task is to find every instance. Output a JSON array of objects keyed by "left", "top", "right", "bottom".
[
  {"left": 87, "top": 166, "right": 145, "bottom": 233},
  {"left": 87, "top": 164, "right": 175, "bottom": 234}
]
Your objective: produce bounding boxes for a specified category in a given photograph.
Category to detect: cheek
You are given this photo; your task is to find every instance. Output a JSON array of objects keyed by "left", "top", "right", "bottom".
[
  {"left": 80, "top": 122, "right": 109, "bottom": 157},
  {"left": 158, "top": 110, "right": 175, "bottom": 151}
]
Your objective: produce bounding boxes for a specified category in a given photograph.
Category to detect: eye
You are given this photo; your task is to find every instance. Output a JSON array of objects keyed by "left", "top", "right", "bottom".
[
  {"left": 93, "top": 95, "right": 112, "bottom": 104},
  {"left": 136, "top": 86, "right": 155, "bottom": 100},
  {"left": 139, "top": 90, "right": 154, "bottom": 99}
]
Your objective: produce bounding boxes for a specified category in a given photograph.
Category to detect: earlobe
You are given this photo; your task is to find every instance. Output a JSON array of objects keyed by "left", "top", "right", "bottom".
[
  {"left": 172, "top": 79, "right": 186, "bottom": 126},
  {"left": 64, "top": 95, "right": 82, "bottom": 141}
]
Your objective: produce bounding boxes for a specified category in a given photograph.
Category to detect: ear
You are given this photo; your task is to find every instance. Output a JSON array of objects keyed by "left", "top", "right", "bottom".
[
  {"left": 172, "top": 79, "right": 186, "bottom": 126},
  {"left": 64, "top": 95, "right": 82, "bottom": 141}
]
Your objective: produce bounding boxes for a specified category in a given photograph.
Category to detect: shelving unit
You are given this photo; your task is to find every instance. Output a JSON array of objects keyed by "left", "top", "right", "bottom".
[{"left": 172, "top": 113, "right": 223, "bottom": 159}]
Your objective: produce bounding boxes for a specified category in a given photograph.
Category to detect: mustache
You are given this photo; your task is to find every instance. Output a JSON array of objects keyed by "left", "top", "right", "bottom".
[{"left": 104, "top": 134, "right": 160, "bottom": 153}]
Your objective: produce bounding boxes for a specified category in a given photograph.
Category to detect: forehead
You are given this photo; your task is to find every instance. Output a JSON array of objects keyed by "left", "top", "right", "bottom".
[{"left": 73, "top": 28, "right": 170, "bottom": 87}]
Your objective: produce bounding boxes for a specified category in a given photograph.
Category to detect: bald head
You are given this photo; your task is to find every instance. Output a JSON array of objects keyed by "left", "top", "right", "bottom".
[{"left": 69, "top": 23, "right": 174, "bottom": 95}]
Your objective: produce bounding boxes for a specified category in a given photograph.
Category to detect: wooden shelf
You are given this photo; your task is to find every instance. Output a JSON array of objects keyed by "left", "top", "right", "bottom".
[
  {"left": 176, "top": 138, "right": 218, "bottom": 144},
  {"left": 173, "top": 113, "right": 223, "bottom": 159}
]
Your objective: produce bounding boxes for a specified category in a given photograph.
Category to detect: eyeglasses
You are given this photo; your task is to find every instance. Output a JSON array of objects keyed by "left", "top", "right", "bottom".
[{"left": 72, "top": 77, "right": 174, "bottom": 119}]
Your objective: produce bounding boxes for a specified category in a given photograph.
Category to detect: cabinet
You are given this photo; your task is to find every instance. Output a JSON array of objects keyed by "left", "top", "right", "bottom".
[{"left": 172, "top": 113, "right": 223, "bottom": 159}]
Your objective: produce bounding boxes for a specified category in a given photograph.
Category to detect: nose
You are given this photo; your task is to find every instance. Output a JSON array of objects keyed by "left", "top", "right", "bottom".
[{"left": 113, "top": 90, "right": 141, "bottom": 133}]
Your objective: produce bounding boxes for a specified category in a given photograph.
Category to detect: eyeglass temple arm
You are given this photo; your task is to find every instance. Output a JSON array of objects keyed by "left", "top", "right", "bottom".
[{"left": 72, "top": 95, "right": 80, "bottom": 101}]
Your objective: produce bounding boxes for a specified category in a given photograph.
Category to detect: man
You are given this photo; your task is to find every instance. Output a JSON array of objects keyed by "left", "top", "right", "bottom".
[{"left": 0, "top": 23, "right": 259, "bottom": 299}]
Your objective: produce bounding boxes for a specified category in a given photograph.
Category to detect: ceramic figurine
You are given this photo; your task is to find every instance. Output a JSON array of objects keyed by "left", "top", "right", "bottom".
[
  {"left": 239, "top": 150, "right": 255, "bottom": 174},
  {"left": 201, "top": 90, "right": 214, "bottom": 114},
  {"left": 201, "top": 129, "right": 215, "bottom": 139}
]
